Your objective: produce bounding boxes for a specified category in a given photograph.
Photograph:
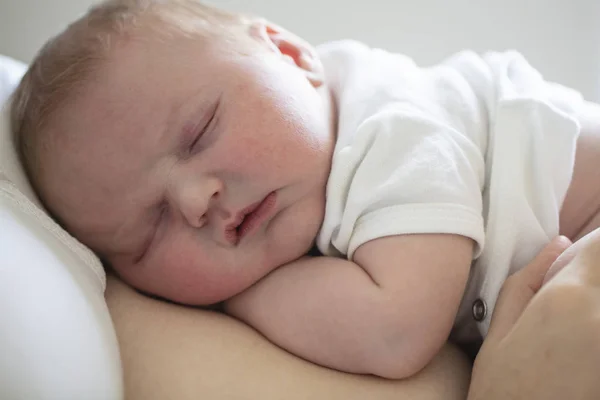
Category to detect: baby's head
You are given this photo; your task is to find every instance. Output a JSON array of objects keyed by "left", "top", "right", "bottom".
[{"left": 11, "top": 0, "right": 336, "bottom": 305}]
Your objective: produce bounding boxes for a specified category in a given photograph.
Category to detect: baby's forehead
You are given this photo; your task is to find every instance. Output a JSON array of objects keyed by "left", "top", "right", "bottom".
[
  {"left": 40, "top": 76, "right": 157, "bottom": 212},
  {"left": 41, "top": 40, "right": 209, "bottom": 202},
  {"left": 39, "top": 25, "right": 248, "bottom": 209}
]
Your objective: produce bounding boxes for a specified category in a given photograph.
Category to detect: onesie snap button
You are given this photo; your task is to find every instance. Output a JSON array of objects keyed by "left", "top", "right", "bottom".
[{"left": 472, "top": 299, "right": 487, "bottom": 322}]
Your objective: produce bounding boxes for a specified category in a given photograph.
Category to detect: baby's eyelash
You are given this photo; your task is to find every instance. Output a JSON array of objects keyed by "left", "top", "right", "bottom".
[
  {"left": 189, "top": 122, "right": 207, "bottom": 151},
  {"left": 189, "top": 102, "right": 218, "bottom": 153}
]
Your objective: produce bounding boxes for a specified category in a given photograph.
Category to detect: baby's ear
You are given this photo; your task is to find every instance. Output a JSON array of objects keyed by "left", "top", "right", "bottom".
[{"left": 248, "top": 20, "right": 324, "bottom": 88}]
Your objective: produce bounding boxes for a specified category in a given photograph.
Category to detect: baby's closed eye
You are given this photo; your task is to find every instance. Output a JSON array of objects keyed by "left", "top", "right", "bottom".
[{"left": 185, "top": 99, "right": 221, "bottom": 156}]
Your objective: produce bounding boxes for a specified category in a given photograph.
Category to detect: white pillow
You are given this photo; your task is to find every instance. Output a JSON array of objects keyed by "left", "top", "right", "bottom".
[
  {"left": 0, "top": 55, "right": 28, "bottom": 105},
  {"left": 0, "top": 56, "right": 123, "bottom": 399}
]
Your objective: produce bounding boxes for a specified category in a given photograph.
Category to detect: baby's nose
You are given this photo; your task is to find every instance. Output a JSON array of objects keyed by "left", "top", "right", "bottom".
[{"left": 175, "top": 176, "right": 224, "bottom": 228}]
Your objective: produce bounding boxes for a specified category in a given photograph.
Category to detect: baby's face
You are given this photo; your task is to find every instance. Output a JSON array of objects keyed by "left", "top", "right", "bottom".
[{"left": 43, "top": 30, "right": 335, "bottom": 305}]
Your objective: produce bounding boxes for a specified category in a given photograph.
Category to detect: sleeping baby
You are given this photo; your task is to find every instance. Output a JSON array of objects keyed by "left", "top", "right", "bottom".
[{"left": 10, "top": 0, "right": 600, "bottom": 378}]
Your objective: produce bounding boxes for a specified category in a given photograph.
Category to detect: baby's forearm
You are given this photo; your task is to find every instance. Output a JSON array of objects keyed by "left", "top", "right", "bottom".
[{"left": 224, "top": 256, "right": 444, "bottom": 379}]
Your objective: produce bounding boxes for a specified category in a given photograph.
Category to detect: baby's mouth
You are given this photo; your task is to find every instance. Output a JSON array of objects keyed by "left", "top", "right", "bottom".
[
  {"left": 224, "top": 216, "right": 246, "bottom": 245},
  {"left": 224, "top": 192, "right": 277, "bottom": 246},
  {"left": 224, "top": 200, "right": 261, "bottom": 245},
  {"left": 233, "top": 214, "right": 249, "bottom": 235}
]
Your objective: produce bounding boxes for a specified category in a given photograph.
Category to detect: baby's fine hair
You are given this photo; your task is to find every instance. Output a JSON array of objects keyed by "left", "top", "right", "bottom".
[{"left": 10, "top": 0, "right": 249, "bottom": 196}]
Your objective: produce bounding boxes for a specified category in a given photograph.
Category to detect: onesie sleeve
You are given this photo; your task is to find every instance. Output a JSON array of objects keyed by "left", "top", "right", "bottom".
[{"left": 318, "top": 104, "right": 486, "bottom": 259}]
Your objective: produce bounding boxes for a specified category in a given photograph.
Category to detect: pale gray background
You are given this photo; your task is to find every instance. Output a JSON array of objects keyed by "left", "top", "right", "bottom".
[{"left": 1, "top": 0, "right": 599, "bottom": 100}]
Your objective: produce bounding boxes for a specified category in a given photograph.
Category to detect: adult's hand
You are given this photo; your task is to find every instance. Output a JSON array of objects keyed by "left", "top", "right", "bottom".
[{"left": 468, "top": 233, "right": 600, "bottom": 400}]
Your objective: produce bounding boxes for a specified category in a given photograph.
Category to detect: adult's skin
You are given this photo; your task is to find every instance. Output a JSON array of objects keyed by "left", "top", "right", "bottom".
[
  {"left": 105, "top": 274, "right": 471, "bottom": 400},
  {"left": 105, "top": 233, "right": 600, "bottom": 399},
  {"left": 469, "top": 233, "right": 600, "bottom": 399}
]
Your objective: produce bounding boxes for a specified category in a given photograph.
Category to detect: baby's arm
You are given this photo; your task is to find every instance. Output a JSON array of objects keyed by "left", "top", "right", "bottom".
[{"left": 224, "top": 234, "right": 472, "bottom": 379}]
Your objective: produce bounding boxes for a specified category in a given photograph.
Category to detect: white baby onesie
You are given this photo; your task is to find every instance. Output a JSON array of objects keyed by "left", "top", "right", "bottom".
[{"left": 316, "top": 40, "right": 583, "bottom": 341}]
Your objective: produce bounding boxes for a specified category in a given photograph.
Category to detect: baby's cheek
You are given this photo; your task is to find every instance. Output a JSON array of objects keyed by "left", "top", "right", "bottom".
[{"left": 155, "top": 240, "right": 247, "bottom": 306}]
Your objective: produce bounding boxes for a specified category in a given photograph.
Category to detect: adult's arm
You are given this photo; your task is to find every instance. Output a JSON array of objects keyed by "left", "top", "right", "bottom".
[{"left": 105, "top": 274, "right": 471, "bottom": 400}]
